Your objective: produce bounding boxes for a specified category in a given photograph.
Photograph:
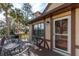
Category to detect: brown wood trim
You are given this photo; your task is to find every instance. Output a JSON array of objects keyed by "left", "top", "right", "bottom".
[
  {"left": 75, "top": 45, "right": 79, "bottom": 49},
  {"left": 44, "top": 19, "right": 46, "bottom": 48},
  {"left": 53, "top": 14, "right": 71, "bottom": 19},
  {"left": 28, "top": 3, "right": 79, "bottom": 24},
  {"left": 43, "top": 3, "right": 52, "bottom": 14},
  {"left": 32, "top": 24, "right": 34, "bottom": 38},
  {"left": 45, "top": 39, "right": 51, "bottom": 42},
  {"left": 38, "top": 38, "right": 50, "bottom": 50},
  {"left": 50, "top": 17, "right": 53, "bottom": 51},
  {"left": 32, "top": 21, "right": 44, "bottom": 25},
  {"left": 71, "top": 8, "right": 76, "bottom": 56},
  {"left": 45, "top": 40, "right": 49, "bottom": 50}
]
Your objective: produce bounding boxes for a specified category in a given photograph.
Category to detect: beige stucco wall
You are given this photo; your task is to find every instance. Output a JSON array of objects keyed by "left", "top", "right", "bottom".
[
  {"left": 29, "top": 24, "right": 32, "bottom": 40},
  {"left": 75, "top": 8, "right": 79, "bottom": 56},
  {"left": 75, "top": 8, "right": 79, "bottom": 45},
  {"left": 33, "top": 12, "right": 41, "bottom": 18},
  {"left": 45, "top": 18, "right": 51, "bottom": 40},
  {"left": 52, "top": 11, "right": 71, "bottom": 19},
  {"left": 76, "top": 49, "right": 79, "bottom": 56},
  {"left": 45, "top": 41, "right": 51, "bottom": 49},
  {"left": 45, "top": 18, "right": 51, "bottom": 48},
  {"left": 32, "top": 20, "right": 44, "bottom": 25},
  {"left": 45, "top": 3, "right": 64, "bottom": 13}
]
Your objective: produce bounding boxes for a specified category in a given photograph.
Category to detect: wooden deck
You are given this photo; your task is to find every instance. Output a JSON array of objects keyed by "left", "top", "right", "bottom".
[{"left": 31, "top": 47, "right": 63, "bottom": 56}]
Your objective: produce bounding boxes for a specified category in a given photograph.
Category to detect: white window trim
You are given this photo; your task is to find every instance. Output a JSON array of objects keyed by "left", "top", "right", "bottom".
[{"left": 53, "top": 16, "right": 71, "bottom": 55}]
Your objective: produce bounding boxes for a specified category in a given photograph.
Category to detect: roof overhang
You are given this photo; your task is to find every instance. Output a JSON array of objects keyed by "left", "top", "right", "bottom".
[{"left": 28, "top": 3, "right": 79, "bottom": 24}]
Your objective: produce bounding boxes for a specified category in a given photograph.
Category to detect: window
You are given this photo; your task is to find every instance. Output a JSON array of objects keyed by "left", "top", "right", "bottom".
[
  {"left": 55, "top": 19, "right": 68, "bottom": 51},
  {"left": 55, "top": 19, "right": 68, "bottom": 34},
  {"left": 53, "top": 16, "right": 71, "bottom": 54},
  {"left": 33, "top": 23, "right": 44, "bottom": 38}
]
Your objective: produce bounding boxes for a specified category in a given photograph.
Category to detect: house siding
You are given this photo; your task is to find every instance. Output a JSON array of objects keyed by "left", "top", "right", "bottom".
[
  {"left": 32, "top": 20, "right": 44, "bottom": 25},
  {"left": 45, "top": 3, "right": 64, "bottom": 13},
  {"left": 45, "top": 18, "right": 51, "bottom": 49},
  {"left": 52, "top": 11, "right": 71, "bottom": 19},
  {"left": 28, "top": 4, "right": 79, "bottom": 56},
  {"left": 29, "top": 25, "right": 32, "bottom": 40},
  {"left": 29, "top": 11, "right": 72, "bottom": 50},
  {"left": 75, "top": 8, "right": 79, "bottom": 56}
]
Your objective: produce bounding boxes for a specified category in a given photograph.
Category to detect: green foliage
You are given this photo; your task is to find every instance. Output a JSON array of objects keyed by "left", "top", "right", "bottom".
[
  {"left": 22, "top": 3, "right": 32, "bottom": 14},
  {"left": 22, "top": 3, "right": 33, "bottom": 20},
  {"left": 0, "top": 3, "right": 13, "bottom": 37},
  {"left": 9, "top": 9, "right": 16, "bottom": 19},
  {"left": 0, "top": 3, "right": 30, "bottom": 37},
  {"left": 0, "top": 3, "right": 13, "bottom": 13},
  {"left": 0, "top": 27, "right": 6, "bottom": 36},
  {"left": 9, "top": 8, "right": 25, "bottom": 24}
]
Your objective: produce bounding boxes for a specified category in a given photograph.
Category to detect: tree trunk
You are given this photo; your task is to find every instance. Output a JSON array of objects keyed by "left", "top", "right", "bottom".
[{"left": 5, "top": 10, "right": 10, "bottom": 38}]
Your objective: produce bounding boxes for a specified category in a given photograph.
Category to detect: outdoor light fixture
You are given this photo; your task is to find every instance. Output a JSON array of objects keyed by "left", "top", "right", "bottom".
[{"left": 47, "top": 21, "right": 50, "bottom": 23}]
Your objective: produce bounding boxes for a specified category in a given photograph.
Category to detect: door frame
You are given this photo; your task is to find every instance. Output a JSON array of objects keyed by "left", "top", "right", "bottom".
[{"left": 53, "top": 16, "right": 71, "bottom": 55}]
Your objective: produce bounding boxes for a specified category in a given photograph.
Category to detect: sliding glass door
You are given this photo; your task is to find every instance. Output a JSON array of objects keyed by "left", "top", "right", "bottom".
[
  {"left": 33, "top": 23, "right": 44, "bottom": 38},
  {"left": 32, "top": 23, "right": 44, "bottom": 44}
]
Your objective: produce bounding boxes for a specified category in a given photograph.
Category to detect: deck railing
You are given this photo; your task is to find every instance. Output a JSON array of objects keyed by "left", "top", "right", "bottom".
[{"left": 32, "top": 36, "right": 49, "bottom": 50}]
